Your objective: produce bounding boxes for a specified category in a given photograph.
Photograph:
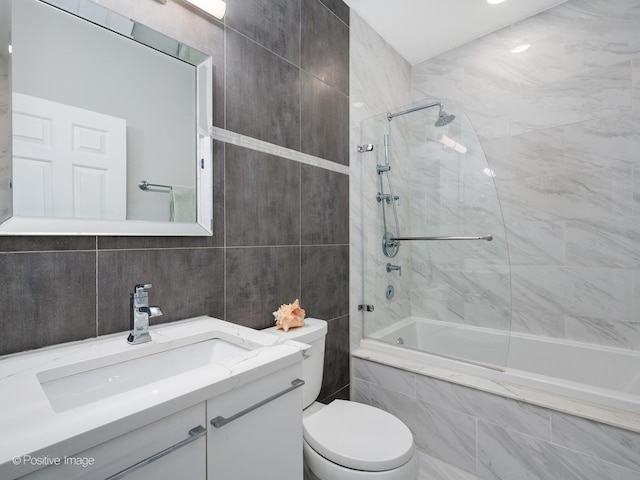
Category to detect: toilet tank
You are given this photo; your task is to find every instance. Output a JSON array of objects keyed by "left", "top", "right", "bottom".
[{"left": 262, "top": 318, "right": 327, "bottom": 409}]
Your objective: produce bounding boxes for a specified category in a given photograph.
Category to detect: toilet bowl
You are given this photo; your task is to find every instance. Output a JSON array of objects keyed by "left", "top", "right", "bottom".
[{"left": 264, "top": 318, "right": 418, "bottom": 480}]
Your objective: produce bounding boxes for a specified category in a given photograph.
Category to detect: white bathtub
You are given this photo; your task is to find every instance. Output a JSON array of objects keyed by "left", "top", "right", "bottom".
[{"left": 359, "top": 317, "right": 640, "bottom": 429}]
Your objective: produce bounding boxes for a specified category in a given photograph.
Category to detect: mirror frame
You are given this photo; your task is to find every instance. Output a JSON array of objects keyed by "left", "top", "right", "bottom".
[{"left": 0, "top": 0, "right": 213, "bottom": 236}]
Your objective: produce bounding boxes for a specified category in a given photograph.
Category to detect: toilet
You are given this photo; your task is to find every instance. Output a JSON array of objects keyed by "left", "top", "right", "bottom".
[{"left": 264, "top": 318, "right": 419, "bottom": 480}]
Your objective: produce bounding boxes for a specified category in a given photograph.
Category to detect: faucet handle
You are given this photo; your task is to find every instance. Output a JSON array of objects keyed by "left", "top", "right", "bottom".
[{"left": 134, "top": 283, "right": 152, "bottom": 294}]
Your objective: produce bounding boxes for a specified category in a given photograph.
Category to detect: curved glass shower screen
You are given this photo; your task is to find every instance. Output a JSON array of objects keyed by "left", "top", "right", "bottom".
[{"left": 359, "top": 99, "right": 512, "bottom": 370}]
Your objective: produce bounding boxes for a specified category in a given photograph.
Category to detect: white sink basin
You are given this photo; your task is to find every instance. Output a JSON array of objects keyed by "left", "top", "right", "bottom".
[{"left": 39, "top": 338, "right": 250, "bottom": 412}]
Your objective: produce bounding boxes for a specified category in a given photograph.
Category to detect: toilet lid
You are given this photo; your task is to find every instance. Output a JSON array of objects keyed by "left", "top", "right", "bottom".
[{"left": 303, "top": 400, "right": 415, "bottom": 472}]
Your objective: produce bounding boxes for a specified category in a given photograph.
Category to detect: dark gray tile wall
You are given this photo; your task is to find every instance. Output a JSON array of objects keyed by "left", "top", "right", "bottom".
[
  {"left": 225, "top": 28, "right": 301, "bottom": 149},
  {"left": 225, "top": 0, "right": 300, "bottom": 64},
  {"left": 0, "top": 0, "right": 350, "bottom": 403},
  {"left": 225, "top": 145, "right": 300, "bottom": 246},
  {"left": 301, "top": 72, "right": 349, "bottom": 165},
  {"left": 301, "top": 0, "right": 349, "bottom": 96}
]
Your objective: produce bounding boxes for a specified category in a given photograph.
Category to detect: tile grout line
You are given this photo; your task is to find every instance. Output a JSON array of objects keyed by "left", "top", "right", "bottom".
[{"left": 95, "top": 237, "right": 99, "bottom": 337}]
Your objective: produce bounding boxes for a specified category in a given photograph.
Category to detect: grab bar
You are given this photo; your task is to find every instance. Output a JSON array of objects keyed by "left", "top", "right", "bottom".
[
  {"left": 210, "top": 379, "right": 305, "bottom": 428},
  {"left": 105, "top": 425, "right": 206, "bottom": 479},
  {"left": 392, "top": 235, "right": 493, "bottom": 242},
  {"left": 138, "top": 180, "right": 172, "bottom": 191}
]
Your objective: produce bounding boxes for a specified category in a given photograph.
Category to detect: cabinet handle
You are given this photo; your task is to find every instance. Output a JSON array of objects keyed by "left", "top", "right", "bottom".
[
  {"left": 105, "top": 425, "right": 206, "bottom": 480},
  {"left": 210, "top": 378, "right": 305, "bottom": 428}
]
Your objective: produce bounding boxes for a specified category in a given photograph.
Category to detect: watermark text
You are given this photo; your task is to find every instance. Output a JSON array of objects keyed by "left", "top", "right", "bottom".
[{"left": 12, "top": 455, "right": 95, "bottom": 468}]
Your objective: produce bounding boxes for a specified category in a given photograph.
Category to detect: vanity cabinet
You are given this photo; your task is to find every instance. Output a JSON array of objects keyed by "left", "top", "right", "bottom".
[
  {"left": 19, "top": 365, "right": 303, "bottom": 480},
  {"left": 206, "top": 364, "right": 303, "bottom": 480},
  {"left": 0, "top": 316, "right": 306, "bottom": 480},
  {"left": 21, "top": 403, "right": 206, "bottom": 480}
]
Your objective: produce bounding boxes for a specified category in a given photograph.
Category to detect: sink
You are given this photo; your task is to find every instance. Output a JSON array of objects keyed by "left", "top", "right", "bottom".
[{"left": 39, "top": 338, "right": 250, "bottom": 412}]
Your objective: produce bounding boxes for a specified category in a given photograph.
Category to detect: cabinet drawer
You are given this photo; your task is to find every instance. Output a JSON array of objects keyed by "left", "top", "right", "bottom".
[
  {"left": 22, "top": 403, "right": 206, "bottom": 480},
  {"left": 207, "top": 364, "right": 303, "bottom": 480}
]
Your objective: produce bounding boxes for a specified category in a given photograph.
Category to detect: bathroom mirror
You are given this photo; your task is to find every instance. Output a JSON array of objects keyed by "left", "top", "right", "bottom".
[{"left": 0, "top": 0, "right": 213, "bottom": 235}]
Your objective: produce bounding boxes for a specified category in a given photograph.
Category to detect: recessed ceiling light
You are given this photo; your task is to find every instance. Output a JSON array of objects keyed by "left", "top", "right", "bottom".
[
  {"left": 510, "top": 43, "right": 531, "bottom": 53},
  {"left": 487, "top": 0, "right": 506, "bottom": 4}
]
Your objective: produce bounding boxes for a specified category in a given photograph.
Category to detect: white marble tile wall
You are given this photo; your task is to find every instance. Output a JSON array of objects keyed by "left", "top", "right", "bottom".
[
  {"left": 358, "top": 113, "right": 414, "bottom": 336},
  {"left": 350, "top": 1, "right": 640, "bottom": 478},
  {"left": 633, "top": 56, "right": 640, "bottom": 112},
  {"left": 353, "top": 357, "right": 640, "bottom": 479},
  {"left": 349, "top": 11, "right": 412, "bottom": 351},
  {"left": 411, "top": 0, "right": 640, "bottom": 351},
  {"left": 0, "top": 58, "right": 8, "bottom": 221}
]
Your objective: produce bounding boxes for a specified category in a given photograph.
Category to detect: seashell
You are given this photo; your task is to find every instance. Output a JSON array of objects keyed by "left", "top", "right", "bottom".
[{"left": 273, "top": 299, "right": 306, "bottom": 332}]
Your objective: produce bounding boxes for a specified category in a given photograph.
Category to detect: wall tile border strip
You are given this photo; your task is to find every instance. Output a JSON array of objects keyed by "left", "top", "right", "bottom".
[{"left": 211, "top": 126, "right": 350, "bottom": 175}]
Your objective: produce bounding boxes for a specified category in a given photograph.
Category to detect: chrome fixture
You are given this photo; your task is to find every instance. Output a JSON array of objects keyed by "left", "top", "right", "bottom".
[
  {"left": 376, "top": 163, "right": 391, "bottom": 174},
  {"left": 357, "top": 144, "right": 374, "bottom": 153},
  {"left": 382, "top": 231, "right": 400, "bottom": 258},
  {"left": 211, "top": 379, "right": 305, "bottom": 428},
  {"left": 376, "top": 193, "right": 400, "bottom": 204},
  {"left": 386, "top": 284, "right": 395, "bottom": 300},
  {"left": 378, "top": 100, "right": 494, "bottom": 257},
  {"left": 138, "top": 180, "right": 172, "bottom": 191},
  {"left": 386, "top": 263, "right": 402, "bottom": 276},
  {"left": 378, "top": 100, "right": 458, "bottom": 258},
  {"left": 107, "top": 425, "right": 207, "bottom": 479},
  {"left": 383, "top": 234, "right": 493, "bottom": 258},
  {"left": 378, "top": 135, "right": 401, "bottom": 258},
  {"left": 392, "top": 235, "right": 493, "bottom": 242},
  {"left": 434, "top": 108, "right": 456, "bottom": 127},
  {"left": 376, "top": 134, "right": 391, "bottom": 174},
  {"left": 387, "top": 101, "right": 456, "bottom": 127},
  {"left": 128, "top": 284, "right": 163, "bottom": 345}
]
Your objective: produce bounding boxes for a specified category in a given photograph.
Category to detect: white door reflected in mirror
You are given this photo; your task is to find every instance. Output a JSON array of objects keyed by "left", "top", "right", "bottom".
[{"left": 12, "top": 93, "right": 127, "bottom": 220}]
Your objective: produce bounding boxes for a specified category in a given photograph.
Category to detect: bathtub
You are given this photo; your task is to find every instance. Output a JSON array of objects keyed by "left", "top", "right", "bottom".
[{"left": 358, "top": 317, "right": 640, "bottom": 430}]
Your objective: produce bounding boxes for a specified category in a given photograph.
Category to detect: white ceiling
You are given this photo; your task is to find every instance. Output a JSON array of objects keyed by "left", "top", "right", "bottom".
[{"left": 343, "top": 0, "right": 567, "bottom": 65}]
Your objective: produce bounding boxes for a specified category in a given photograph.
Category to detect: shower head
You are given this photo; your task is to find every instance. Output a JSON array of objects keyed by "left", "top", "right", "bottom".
[{"left": 435, "top": 107, "right": 455, "bottom": 127}]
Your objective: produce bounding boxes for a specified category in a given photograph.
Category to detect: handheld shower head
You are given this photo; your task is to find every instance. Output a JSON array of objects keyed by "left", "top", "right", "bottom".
[{"left": 435, "top": 106, "right": 455, "bottom": 127}]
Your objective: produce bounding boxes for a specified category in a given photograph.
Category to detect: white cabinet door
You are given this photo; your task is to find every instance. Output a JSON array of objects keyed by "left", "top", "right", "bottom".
[
  {"left": 207, "top": 365, "right": 304, "bottom": 480},
  {"left": 21, "top": 403, "right": 206, "bottom": 480},
  {"left": 12, "top": 93, "right": 127, "bottom": 220}
]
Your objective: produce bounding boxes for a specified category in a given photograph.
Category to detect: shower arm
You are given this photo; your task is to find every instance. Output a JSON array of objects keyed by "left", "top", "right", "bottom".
[{"left": 387, "top": 102, "right": 442, "bottom": 121}]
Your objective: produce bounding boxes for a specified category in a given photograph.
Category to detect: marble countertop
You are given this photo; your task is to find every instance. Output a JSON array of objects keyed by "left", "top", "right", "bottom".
[
  {"left": 353, "top": 345, "right": 640, "bottom": 434},
  {"left": 0, "top": 316, "right": 305, "bottom": 478}
]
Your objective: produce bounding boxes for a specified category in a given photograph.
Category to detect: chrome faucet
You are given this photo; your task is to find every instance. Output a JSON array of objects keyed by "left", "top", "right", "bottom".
[{"left": 127, "top": 284, "right": 163, "bottom": 345}]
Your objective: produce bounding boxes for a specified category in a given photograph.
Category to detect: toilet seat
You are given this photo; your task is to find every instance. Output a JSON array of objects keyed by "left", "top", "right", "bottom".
[
  {"left": 304, "top": 440, "right": 419, "bottom": 480},
  {"left": 303, "top": 400, "right": 415, "bottom": 472}
]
